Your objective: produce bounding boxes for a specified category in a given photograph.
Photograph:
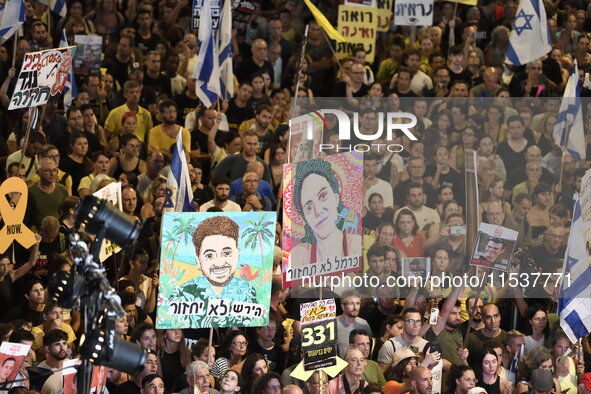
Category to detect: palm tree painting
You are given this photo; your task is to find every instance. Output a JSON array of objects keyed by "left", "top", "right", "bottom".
[
  {"left": 171, "top": 216, "right": 197, "bottom": 263},
  {"left": 241, "top": 213, "right": 275, "bottom": 302}
]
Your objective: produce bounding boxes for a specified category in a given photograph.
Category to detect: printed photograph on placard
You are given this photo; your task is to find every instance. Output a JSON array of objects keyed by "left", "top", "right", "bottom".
[
  {"left": 282, "top": 152, "right": 363, "bottom": 287},
  {"left": 288, "top": 113, "right": 324, "bottom": 163},
  {"left": 156, "top": 212, "right": 276, "bottom": 328},
  {"left": 401, "top": 257, "right": 431, "bottom": 278},
  {"left": 470, "top": 223, "right": 518, "bottom": 272},
  {"left": 0, "top": 342, "right": 31, "bottom": 389},
  {"left": 74, "top": 35, "right": 103, "bottom": 74}
]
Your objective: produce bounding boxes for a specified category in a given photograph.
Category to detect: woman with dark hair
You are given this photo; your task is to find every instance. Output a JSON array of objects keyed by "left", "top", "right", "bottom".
[
  {"left": 476, "top": 347, "right": 512, "bottom": 394},
  {"left": 524, "top": 304, "right": 549, "bottom": 353},
  {"left": 59, "top": 132, "right": 93, "bottom": 196},
  {"left": 392, "top": 209, "right": 425, "bottom": 258},
  {"left": 363, "top": 193, "right": 395, "bottom": 233},
  {"left": 211, "top": 330, "right": 249, "bottom": 380},
  {"left": 264, "top": 125, "right": 288, "bottom": 164},
  {"left": 289, "top": 158, "right": 362, "bottom": 266},
  {"left": 372, "top": 314, "right": 403, "bottom": 361},
  {"left": 425, "top": 111, "right": 453, "bottom": 159},
  {"left": 241, "top": 354, "right": 268, "bottom": 393},
  {"left": 252, "top": 372, "right": 282, "bottom": 394},
  {"left": 447, "top": 365, "right": 477, "bottom": 394},
  {"left": 108, "top": 133, "right": 146, "bottom": 179},
  {"left": 268, "top": 143, "right": 286, "bottom": 200},
  {"left": 383, "top": 349, "right": 417, "bottom": 394},
  {"left": 118, "top": 247, "right": 157, "bottom": 313},
  {"left": 527, "top": 183, "right": 552, "bottom": 239},
  {"left": 58, "top": 196, "right": 80, "bottom": 236}
]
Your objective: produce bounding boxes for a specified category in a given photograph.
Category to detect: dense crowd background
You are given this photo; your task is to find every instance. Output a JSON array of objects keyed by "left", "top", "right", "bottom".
[{"left": 1, "top": 0, "right": 591, "bottom": 393}]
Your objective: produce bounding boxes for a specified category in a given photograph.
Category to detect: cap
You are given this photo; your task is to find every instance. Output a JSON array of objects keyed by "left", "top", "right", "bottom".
[
  {"left": 391, "top": 348, "right": 418, "bottom": 368},
  {"left": 580, "top": 373, "right": 591, "bottom": 391},
  {"left": 530, "top": 368, "right": 554, "bottom": 392},
  {"left": 467, "top": 388, "right": 487, "bottom": 394},
  {"left": 128, "top": 62, "right": 142, "bottom": 74}
]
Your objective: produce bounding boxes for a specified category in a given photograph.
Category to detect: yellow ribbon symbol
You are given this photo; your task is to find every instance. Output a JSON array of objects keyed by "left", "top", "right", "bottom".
[{"left": 0, "top": 177, "right": 37, "bottom": 253}]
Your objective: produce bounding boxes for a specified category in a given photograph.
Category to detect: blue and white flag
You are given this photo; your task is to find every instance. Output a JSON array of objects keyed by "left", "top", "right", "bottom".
[
  {"left": 558, "top": 194, "right": 591, "bottom": 343},
  {"left": 50, "top": 0, "right": 66, "bottom": 17},
  {"left": 505, "top": 0, "right": 551, "bottom": 65},
  {"left": 193, "top": 0, "right": 221, "bottom": 107},
  {"left": 60, "top": 30, "right": 78, "bottom": 110},
  {"left": 553, "top": 60, "right": 586, "bottom": 162},
  {"left": 218, "top": 0, "right": 233, "bottom": 100},
  {"left": 0, "top": 0, "right": 25, "bottom": 44},
  {"left": 30, "top": 107, "right": 39, "bottom": 129},
  {"left": 165, "top": 129, "right": 195, "bottom": 212}
]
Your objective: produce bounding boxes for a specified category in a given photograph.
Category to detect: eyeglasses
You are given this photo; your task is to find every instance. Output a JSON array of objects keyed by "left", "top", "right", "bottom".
[
  {"left": 232, "top": 341, "right": 248, "bottom": 346},
  {"left": 405, "top": 319, "right": 421, "bottom": 326}
]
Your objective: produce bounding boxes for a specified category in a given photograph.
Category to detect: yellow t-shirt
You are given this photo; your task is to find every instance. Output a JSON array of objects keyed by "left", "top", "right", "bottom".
[
  {"left": 147, "top": 125, "right": 191, "bottom": 156},
  {"left": 104, "top": 104, "right": 153, "bottom": 142},
  {"left": 31, "top": 323, "right": 77, "bottom": 351}
]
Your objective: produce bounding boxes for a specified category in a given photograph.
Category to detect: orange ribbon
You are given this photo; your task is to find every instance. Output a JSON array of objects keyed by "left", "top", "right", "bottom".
[{"left": 0, "top": 177, "right": 37, "bottom": 253}]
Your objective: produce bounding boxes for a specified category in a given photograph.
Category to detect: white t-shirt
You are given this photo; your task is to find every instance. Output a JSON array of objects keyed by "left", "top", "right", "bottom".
[
  {"left": 377, "top": 335, "right": 429, "bottom": 366},
  {"left": 199, "top": 199, "right": 241, "bottom": 212},
  {"left": 364, "top": 179, "right": 394, "bottom": 209}
]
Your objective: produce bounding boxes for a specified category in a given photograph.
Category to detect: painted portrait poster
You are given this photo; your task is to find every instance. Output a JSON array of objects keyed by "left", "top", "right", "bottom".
[
  {"left": 282, "top": 151, "right": 363, "bottom": 287},
  {"left": 156, "top": 212, "right": 276, "bottom": 328},
  {"left": 0, "top": 342, "right": 30, "bottom": 389}
]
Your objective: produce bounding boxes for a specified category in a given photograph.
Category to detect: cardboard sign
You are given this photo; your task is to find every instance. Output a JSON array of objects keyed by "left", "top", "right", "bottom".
[
  {"left": 394, "top": 0, "right": 433, "bottom": 26},
  {"left": 0, "top": 342, "right": 31, "bottom": 387},
  {"left": 92, "top": 182, "right": 123, "bottom": 262},
  {"left": 300, "top": 299, "right": 338, "bottom": 371},
  {"left": 282, "top": 152, "right": 363, "bottom": 287},
  {"left": 8, "top": 46, "right": 76, "bottom": 110},
  {"left": 74, "top": 35, "right": 102, "bottom": 75},
  {"left": 0, "top": 177, "right": 37, "bottom": 253},
  {"left": 156, "top": 212, "right": 276, "bottom": 328},
  {"left": 376, "top": 0, "right": 394, "bottom": 31},
  {"left": 288, "top": 113, "right": 324, "bottom": 163},
  {"left": 192, "top": 0, "right": 220, "bottom": 31},
  {"left": 336, "top": 5, "right": 378, "bottom": 63}
]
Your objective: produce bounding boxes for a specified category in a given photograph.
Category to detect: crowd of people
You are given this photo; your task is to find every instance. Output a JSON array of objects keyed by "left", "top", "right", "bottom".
[{"left": 1, "top": 0, "right": 591, "bottom": 393}]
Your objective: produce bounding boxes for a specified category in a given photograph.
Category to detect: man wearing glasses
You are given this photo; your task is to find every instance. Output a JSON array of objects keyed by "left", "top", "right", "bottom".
[
  {"left": 377, "top": 308, "right": 429, "bottom": 372},
  {"left": 170, "top": 216, "right": 257, "bottom": 328},
  {"left": 337, "top": 290, "right": 373, "bottom": 358}
]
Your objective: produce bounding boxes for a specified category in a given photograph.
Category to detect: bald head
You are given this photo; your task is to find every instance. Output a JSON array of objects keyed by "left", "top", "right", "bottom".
[
  {"left": 525, "top": 145, "right": 542, "bottom": 162},
  {"left": 246, "top": 160, "right": 264, "bottom": 179},
  {"left": 283, "top": 385, "right": 304, "bottom": 394}
]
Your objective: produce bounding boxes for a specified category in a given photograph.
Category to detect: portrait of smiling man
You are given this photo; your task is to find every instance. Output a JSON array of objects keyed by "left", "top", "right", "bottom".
[{"left": 170, "top": 215, "right": 257, "bottom": 327}]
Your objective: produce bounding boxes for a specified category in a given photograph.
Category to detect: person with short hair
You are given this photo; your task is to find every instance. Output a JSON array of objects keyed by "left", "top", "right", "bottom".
[
  {"left": 200, "top": 177, "right": 242, "bottom": 212},
  {"left": 231, "top": 171, "right": 272, "bottom": 211},
  {"left": 179, "top": 360, "right": 220, "bottom": 394},
  {"left": 337, "top": 291, "right": 373, "bottom": 358},
  {"left": 326, "top": 347, "right": 369, "bottom": 394},
  {"left": 104, "top": 80, "right": 154, "bottom": 142},
  {"left": 349, "top": 329, "right": 386, "bottom": 386},
  {"left": 78, "top": 151, "right": 111, "bottom": 197},
  {"left": 6, "top": 131, "right": 45, "bottom": 183},
  {"left": 28, "top": 158, "right": 69, "bottom": 229},
  {"left": 148, "top": 100, "right": 191, "bottom": 161},
  {"left": 213, "top": 130, "right": 272, "bottom": 183}
]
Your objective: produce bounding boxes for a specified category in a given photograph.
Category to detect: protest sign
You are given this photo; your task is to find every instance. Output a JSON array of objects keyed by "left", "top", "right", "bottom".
[
  {"left": 288, "top": 113, "right": 324, "bottom": 163},
  {"left": 470, "top": 223, "right": 518, "bottom": 272},
  {"left": 300, "top": 299, "right": 338, "bottom": 371},
  {"left": 0, "top": 177, "right": 37, "bottom": 254},
  {"left": 156, "top": 212, "right": 276, "bottom": 328},
  {"left": 394, "top": 0, "right": 433, "bottom": 26},
  {"left": 337, "top": 5, "right": 378, "bottom": 63},
  {"left": 8, "top": 46, "right": 76, "bottom": 110},
  {"left": 232, "top": 0, "right": 256, "bottom": 35},
  {"left": 401, "top": 257, "right": 430, "bottom": 278},
  {"left": 0, "top": 342, "right": 30, "bottom": 389},
  {"left": 192, "top": 0, "right": 220, "bottom": 31},
  {"left": 282, "top": 152, "right": 363, "bottom": 287},
  {"left": 92, "top": 182, "right": 123, "bottom": 262},
  {"left": 376, "top": 0, "right": 393, "bottom": 31},
  {"left": 345, "top": 0, "right": 375, "bottom": 6},
  {"left": 74, "top": 35, "right": 102, "bottom": 75}
]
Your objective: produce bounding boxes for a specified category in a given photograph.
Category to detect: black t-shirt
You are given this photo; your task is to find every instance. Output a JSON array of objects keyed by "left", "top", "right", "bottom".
[
  {"left": 530, "top": 244, "right": 566, "bottom": 273},
  {"left": 448, "top": 68, "right": 473, "bottom": 85},
  {"left": 191, "top": 129, "right": 210, "bottom": 154},
  {"left": 143, "top": 73, "right": 172, "bottom": 101},
  {"left": 248, "top": 340, "right": 285, "bottom": 373},
  {"left": 362, "top": 209, "right": 395, "bottom": 232},
  {"left": 136, "top": 33, "right": 162, "bottom": 54},
  {"left": 114, "top": 380, "right": 141, "bottom": 394},
  {"left": 175, "top": 91, "right": 200, "bottom": 125},
  {"left": 424, "top": 165, "right": 465, "bottom": 205},
  {"left": 235, "top": 57, "right": 275, "bottom": 84},
  {"left": 496, "top": 140, "right": 532, "bottom": 173},
  {"left": 226, "top": 99, "right": 254, "bottom": 130},
  {"left": 332, "top": 81, "right": 370, "bottom": 98},
  {"left": 161, "top": 350, "right": 186, "bottom": 392},
  {"left": 59, "top": 156, "right": 91, "bottom": 196},
  {"left": 105, "top": 56, "right": 131, "bottom": 87}
]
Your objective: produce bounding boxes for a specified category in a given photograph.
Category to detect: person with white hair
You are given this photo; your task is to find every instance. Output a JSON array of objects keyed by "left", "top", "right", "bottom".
[{"left": 179, "top": 360, "right": 220, "bottom": 394}]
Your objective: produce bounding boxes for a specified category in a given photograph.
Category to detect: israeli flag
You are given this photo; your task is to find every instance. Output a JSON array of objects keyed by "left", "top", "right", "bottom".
[
  {"left": 218, "top": 0, "right": 233, "bottom": 100},
  {"left": 50, "top": 0, "right": 66, "bottom": 17},
  {"left": 0, "top": 0, "right": 25, "bottom": 44},
  {"left": 60, "top": 30, "right": 78, "bottom": 110},
  {"left": 553, "top": 60, "right": 586, "bottom": 162},
  {"left": 558, "top": 194, "right": 591, "bottom": 343},
  {"left": 505, "top": 0, "right": 552, "bottom": 65},
  {"left": 193, "top": 0, "right": 221, "bottom": 107},
  {"left": 166, "top": 130, "right": 195, "bottom": 212}
]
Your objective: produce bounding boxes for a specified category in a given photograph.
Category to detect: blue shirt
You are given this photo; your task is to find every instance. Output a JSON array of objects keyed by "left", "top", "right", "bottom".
[{"left": 230, "top": 178, "right": 276, "bottom": 204}]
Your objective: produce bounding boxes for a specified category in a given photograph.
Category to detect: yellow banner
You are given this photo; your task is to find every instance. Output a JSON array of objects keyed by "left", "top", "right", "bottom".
[
  {"left": 303, "top": 0, "right": 347, "bottom": 42},
  {"left": 376, "top": 0, "right": 393, "bottom": 31},
  {"left": 337, "top": 5, "right": 378, "bottom": 62}
]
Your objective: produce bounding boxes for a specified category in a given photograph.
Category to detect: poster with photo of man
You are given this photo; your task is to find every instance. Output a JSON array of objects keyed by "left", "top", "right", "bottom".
[
  {"left": 470, "top": 223, "right": 518, "bottom": 272},
  {"left": 156, "top": 212, "right": 276, "bottom": 328},
  {"left": 0, "top": 342, "right": 31, "bottom": 389}
]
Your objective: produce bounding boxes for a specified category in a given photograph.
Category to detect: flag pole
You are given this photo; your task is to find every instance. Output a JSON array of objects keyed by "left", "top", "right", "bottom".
[
  {"left": 557, "top": 101, "right": 574, "bottom": 187},
  {"left": 12, "top": 35, "right": 18, "bottom": 69},
  {"left": 18, "top": 106, "right": 34, "bottom": 170},
  {"left": 320, "top": 29, "right": 345, "bottom": 78}
]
